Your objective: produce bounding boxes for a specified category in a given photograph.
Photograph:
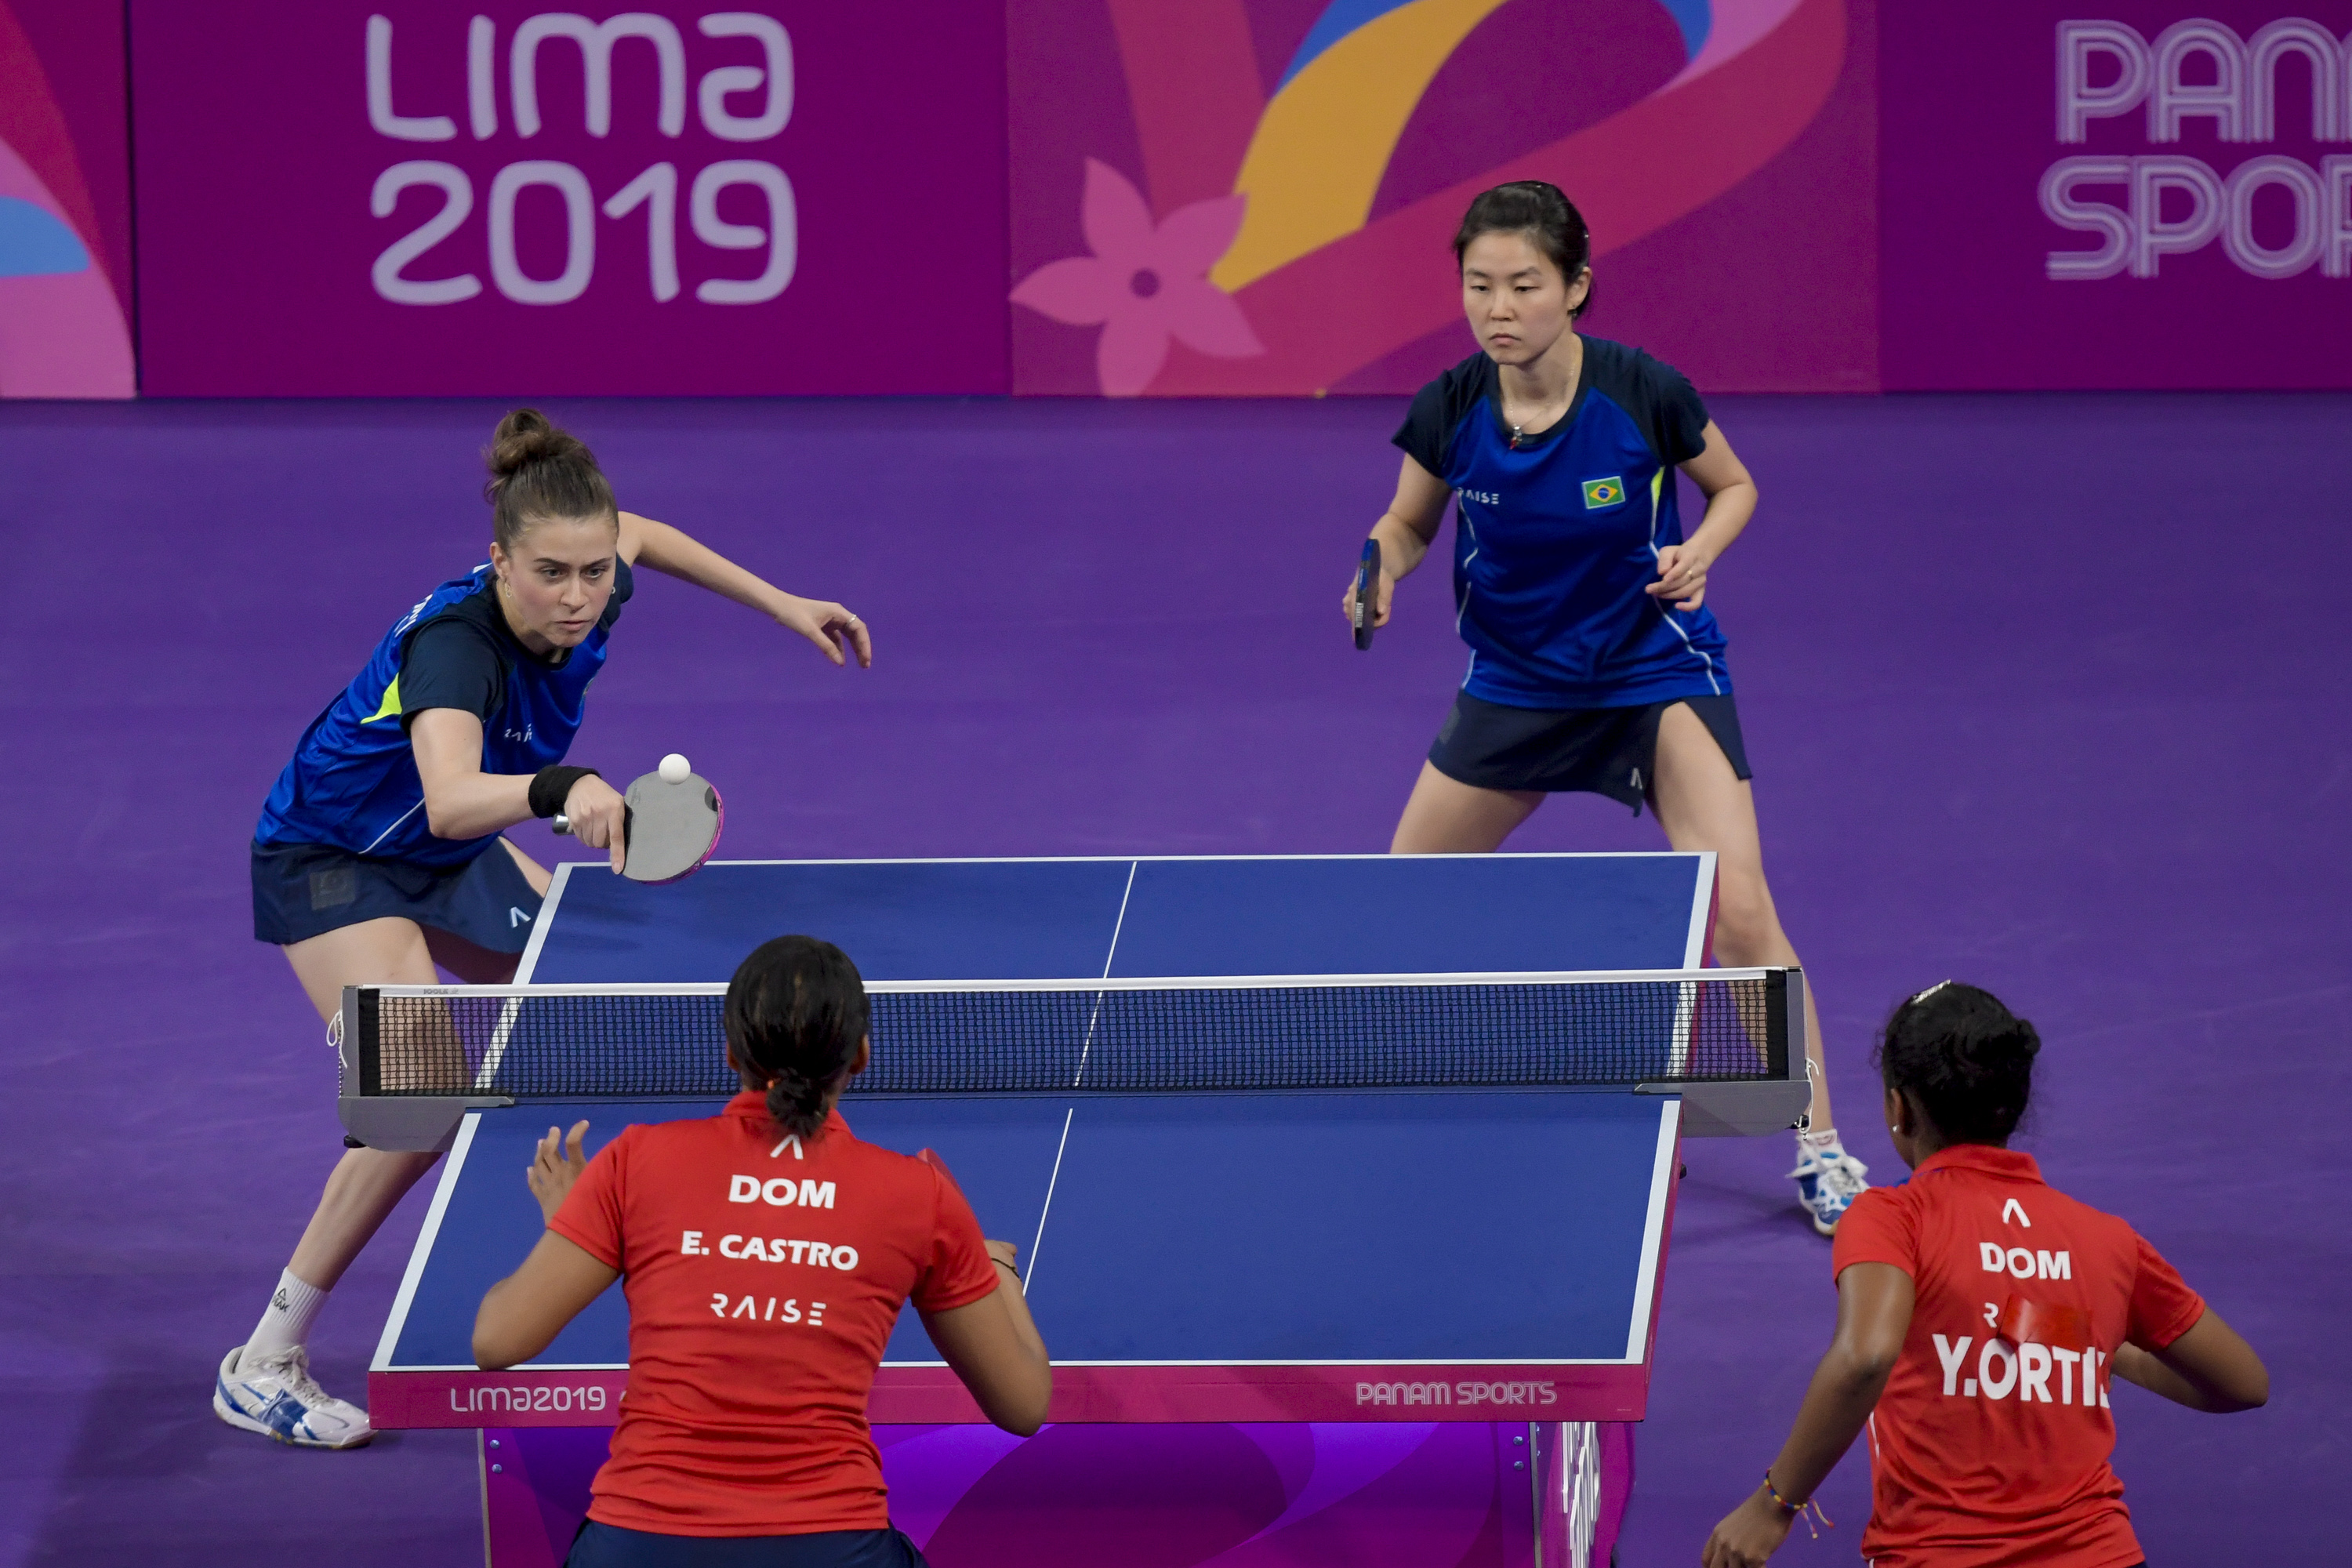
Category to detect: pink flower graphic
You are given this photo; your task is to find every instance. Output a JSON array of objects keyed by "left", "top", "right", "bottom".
[{"left": 1011, "top": 159, "right": 1262, "bottom": 396}]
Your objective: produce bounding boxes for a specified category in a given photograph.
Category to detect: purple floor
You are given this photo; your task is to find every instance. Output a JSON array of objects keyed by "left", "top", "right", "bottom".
[{"left": 2, "top": 393, "right": 2344, "bottom": 1565}]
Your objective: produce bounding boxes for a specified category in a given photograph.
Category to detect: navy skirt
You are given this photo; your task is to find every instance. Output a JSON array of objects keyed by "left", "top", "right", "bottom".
[
  {"left": 1428, "top": 691, "right": 1751, "bottom": 811},
  {"left": 250, "top": 837, "right": 542, "bottom": 951}
]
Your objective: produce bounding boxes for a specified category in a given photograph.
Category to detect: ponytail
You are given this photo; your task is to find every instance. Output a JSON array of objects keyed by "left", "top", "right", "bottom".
[{"left": 723, "top": 935, "right": 869, "bottom": 1141}]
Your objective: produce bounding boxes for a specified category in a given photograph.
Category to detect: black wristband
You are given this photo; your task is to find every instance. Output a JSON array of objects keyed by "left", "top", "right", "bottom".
[{"left": 529, "top": 766, "right": 601, "bottom": 818}]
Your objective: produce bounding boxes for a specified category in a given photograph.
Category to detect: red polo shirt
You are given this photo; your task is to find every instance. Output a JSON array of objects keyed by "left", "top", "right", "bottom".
[
  {"left": 1831, "top": 1145, "right": 2205, "bottom": 1568},
  {"left": 548, "top": 1094, "right": 999, "bottom": 1536}
]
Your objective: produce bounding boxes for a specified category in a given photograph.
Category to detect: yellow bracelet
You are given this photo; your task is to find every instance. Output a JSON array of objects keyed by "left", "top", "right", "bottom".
[{"left": 1762, "top": 1472, "right": 1835, "bottom": 1539}]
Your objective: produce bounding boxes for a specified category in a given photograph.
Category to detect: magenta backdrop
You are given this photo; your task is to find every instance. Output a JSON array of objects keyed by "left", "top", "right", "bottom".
[
  {"left": 129, "top": 2, "right": 1008, "bottom": 396},
  {"left": 1007, "top": 0, "right": 1879, "bottom": 397},
  {"left": 5, "top": 0, "right": 133, "bottom": 321},
  {"left": 1881, "top": 2, "right": 2352, "bottom": 389}
]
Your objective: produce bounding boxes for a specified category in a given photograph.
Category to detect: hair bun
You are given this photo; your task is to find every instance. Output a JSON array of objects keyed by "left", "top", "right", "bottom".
[
  {"left": 481, "top": 409, "right": 615, "bottom": 547},
  {"left": 487, "top": 408, "right": 579, "bottom": 477}
]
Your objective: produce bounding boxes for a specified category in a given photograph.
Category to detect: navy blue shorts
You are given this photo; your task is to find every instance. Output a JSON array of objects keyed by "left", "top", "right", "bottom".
[
  {"left": 566, "top": 1523, "right": 930, "bottom": 1568},
  {"left": 1427, "top": 692, "right": 1751, "bottom": 811},
  {"left": 250, "top": 838, "right": 542, "bottom": 951}
]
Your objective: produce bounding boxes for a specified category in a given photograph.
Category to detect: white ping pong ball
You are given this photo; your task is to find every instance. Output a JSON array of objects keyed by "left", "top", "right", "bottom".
[{"left": 659, "top": 753, "right": 691, "bottom": 785}]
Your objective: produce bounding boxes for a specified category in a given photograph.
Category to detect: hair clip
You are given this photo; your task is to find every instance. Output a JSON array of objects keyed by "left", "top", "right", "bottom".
[{"left": 1910, "top": 979, "right": 1954, "bottom": 1004}]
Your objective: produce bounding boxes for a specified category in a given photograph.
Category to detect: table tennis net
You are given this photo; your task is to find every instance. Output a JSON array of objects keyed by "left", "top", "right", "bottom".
[{"left": 344, "top": 970, "right": 1794, "bottom": 1099}]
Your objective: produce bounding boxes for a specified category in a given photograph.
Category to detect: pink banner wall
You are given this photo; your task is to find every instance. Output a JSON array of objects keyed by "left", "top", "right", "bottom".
[
  {"left": 129, "top": 2, "right": 1009, "bottom": 396},
  {"left": 0, "top": 0, "right": 136, "bottom": 397},
  {"left": 1006, "top": 0, "right": 1881, "bottom": 397},
  {"left": 1881, "top": 3, "right": 2352, "bottom": 388}
]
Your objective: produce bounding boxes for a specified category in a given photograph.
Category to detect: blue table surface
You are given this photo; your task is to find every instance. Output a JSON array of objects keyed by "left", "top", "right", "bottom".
[
  {"left": 518, "top": 855, "right": 1713, "bottom": 984},
  {"left": 384, "top": 856, "right": 1703, "bottom": 1376},
  {"left": 383, "top": 1091, "right": 1676, "bottom": 1372}
]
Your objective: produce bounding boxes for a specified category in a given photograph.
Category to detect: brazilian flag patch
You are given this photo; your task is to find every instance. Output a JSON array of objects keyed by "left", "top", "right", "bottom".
[{"left": 1581, "top": 476, "right": 1625, "bottom": 509}]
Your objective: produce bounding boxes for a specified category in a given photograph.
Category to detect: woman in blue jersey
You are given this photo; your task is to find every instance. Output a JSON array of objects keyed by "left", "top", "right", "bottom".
[
  {"left": 216, "top": 410, "right": 872, "bottom": 1448},
  {"left": 1342, "top": 182, "right": 1867, "bottom": 1235}
]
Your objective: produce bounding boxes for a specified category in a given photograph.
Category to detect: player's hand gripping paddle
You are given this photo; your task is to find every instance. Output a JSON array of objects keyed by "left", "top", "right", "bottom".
[
  {"left": 1351, "top": 538, "right": 1381, "bottom": 651},
  {"left": 554, "top": 753, "right": 724, "bottom": 883}
]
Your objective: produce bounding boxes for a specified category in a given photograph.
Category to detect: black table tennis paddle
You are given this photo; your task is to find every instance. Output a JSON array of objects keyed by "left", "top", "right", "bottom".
[
  {"left": 554, "top": 762, "right": 724, "bottom": 883},
  {"left": 1352, "top": 538, "right": 1381, "bottom": 651}
]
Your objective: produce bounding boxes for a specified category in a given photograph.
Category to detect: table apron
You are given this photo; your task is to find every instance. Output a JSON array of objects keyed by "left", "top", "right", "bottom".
[{"left": 372, "top": 1361, "right": 1652, "bottom": 1429}]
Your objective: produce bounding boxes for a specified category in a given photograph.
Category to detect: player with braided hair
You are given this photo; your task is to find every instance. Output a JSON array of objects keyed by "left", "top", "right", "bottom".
[{"left": 476, "top": 935, "right": 1050, "bottom": 1567}]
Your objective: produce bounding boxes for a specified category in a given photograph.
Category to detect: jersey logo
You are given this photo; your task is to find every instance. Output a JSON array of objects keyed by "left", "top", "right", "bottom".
[
  {"left": 1581, "top": 476, "right": 1625, "bottom": 509},
  {"left": 509, "top": 907, "right": 532, "bottom": 927},
  {"left": 363, "top": 675, "right": 403, "bottom": 724},
  {"left": 2002, "top": 1198, "right": 2031, "bottom": 1227}
]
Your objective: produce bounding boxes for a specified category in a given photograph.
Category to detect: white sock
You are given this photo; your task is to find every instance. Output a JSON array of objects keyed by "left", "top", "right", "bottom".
[
  {"left": 1798, "top": 1127, "right": 1843, "bottom": 1157},
  {"left": 245, "top": 1269, "right": 329, "bottom": 1363}
]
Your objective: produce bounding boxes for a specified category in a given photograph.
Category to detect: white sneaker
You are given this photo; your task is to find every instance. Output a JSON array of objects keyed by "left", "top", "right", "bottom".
[
  {"left": 213, "top": 1345, "right": 374, "bottom": 1449},
  {"left": 1789, "top": 1145, "right": 1871, "bottom": 1237}
]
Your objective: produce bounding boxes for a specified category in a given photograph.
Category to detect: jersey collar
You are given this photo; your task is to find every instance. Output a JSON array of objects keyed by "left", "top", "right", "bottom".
[
  {"left": 1914, "top": 1143, "right": 2043, "bottom": 1184},
  {"left": 722, "top": 1090, "right": 851, "bottom": 1140}
]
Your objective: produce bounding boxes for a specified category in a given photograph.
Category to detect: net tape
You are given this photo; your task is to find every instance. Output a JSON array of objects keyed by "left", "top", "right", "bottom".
[{"left": 354, "top": 972, "right": 1787, "bottom": 1099}]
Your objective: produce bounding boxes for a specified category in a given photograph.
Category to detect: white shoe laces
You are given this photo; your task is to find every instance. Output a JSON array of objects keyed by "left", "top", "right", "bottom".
[
  {"left": 245, "top": 1345, "right": 337, "bottom": 1409},
  {"left": 1815, "top": 1152, "right": 1870, "bottom": 1202}
]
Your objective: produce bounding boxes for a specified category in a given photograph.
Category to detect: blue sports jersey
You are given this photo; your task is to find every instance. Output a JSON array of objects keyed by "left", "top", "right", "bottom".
[
  {"left": 1393, "top": 339, "right": 1730, "bottom": 709},
  {"left": 254, "top": 563, "right": 624, "bottom": 867}
]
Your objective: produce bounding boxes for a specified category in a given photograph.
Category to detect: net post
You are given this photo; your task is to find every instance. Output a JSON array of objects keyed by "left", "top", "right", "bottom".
[
  {"left": 1765, "top": 969, "right": 1794, "bottom": 1082},
  {"left": 354, "top": 985, "right": 380, "bottom": 1096}
]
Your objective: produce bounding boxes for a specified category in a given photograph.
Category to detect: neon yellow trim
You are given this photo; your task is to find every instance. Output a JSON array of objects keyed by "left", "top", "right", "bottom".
[
  {"left": 1210, "top": 0, "right": 1510, "bottom": 292},
  {"left": 363, "top": 674, "right": 403, "bottom": 724}
]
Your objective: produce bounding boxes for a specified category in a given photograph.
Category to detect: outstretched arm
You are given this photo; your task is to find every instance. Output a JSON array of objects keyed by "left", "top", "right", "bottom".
[
  {"left": 475, "top": 1122, "right": 621, "bottom": 1368},
  {"left": 617, "top": 510, "right": 873, "bottom": 668},
  {"left": 1651, "top": 422, "right": 1759, "bottom": 612},
  {"left": 2112, "top": 1308, "right": 2268, "bottom": 1413},
  {"left": 1703, "top": 1261, "right": 1915, "bottom": 1568},
  {"left": 1341, "top": 456, "right": 1454, "bottom": 631}
]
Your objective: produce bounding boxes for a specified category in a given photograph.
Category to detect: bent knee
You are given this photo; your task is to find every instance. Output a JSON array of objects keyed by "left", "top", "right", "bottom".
[{"left": 1708, "top": 878, "right": 1785, "bottom": 962}]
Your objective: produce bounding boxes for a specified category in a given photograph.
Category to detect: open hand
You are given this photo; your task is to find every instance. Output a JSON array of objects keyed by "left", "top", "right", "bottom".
[
  {"left": 528, "top": 1120, "right": 591, "bottom": 1224},
  {"left": 1646, "top": 543, "right": 1713, "bottom": 611},
  {"left": 777, "top": 595, "right": 873, "bottom": 669}
]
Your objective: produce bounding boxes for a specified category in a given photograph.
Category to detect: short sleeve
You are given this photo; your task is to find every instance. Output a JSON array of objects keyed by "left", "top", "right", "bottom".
[
  {"left": 1391, "top": 378, "right": 1454, "bottom": 480},
  {"left": 1830, "top": 1188, "right": 1916, "bottom": 1283},
  {"left": 597, "top": 557, "right": 636, "bottom": 633},
  {"left": 2125, "top": 1231, "right": 2206, "bottom": 1351},
  {"left": 547, "top": 1127, "right": 633, "bottom": 1271},
  {"left": 398, "top": 616, "right": 503, "bottom": 727},
  {"left": 1644, "top": 355, "right": 1710, "bottom": 466},
  {"left": 909, "top": 1166, "right": 999, "bottom": 1315}
]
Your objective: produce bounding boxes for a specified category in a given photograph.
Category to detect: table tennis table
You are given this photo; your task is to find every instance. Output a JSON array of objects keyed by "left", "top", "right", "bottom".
[{"left": 351, "top": 855, "right": 1807, "bottom": 1567}]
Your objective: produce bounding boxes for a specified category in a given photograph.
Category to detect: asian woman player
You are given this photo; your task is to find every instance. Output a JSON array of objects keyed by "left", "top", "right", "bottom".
[
  {"left": 216, "top": 411, "right": 873, "bottom": 1449},
  {"left": 474, "top": 935, "right": 1051, "bottom": 1567},
  {"left": 1341, "top": 181, "right": 1867, "bottom": 1236},
  {"left": 1702, "top": 982, "right": 2267, "bottom": 1566}
]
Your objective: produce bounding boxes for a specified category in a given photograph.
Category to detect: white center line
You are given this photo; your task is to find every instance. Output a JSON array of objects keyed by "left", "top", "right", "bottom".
[
  {"left": 1024, "top": 1106, "right": 1076, "bottom": 1295},
  {"left": 1073, "top": 860, "right": 1139, "bottom": 1090}
]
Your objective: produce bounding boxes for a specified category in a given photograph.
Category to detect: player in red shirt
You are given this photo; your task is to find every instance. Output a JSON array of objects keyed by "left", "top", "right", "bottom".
[
  {"left": 1703, "top": 982, "right": 2267, "bottom": 1567},
  {"left": 470, "top": 935, "right": 1051, "bottom": 1566}
]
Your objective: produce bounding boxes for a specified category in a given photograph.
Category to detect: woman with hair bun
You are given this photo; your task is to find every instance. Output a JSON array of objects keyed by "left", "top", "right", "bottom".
[
  {"left": 216, "top": 411, "right": 875, "bottom": 1450},
  {"left": 1702, "top": 982, "right": 2268, "bottom": 1567},
  {"left": 1345, "top": 180, "right": 1867, "bottom": 1235},
  {"left": 474, "top": 935, "right": 1051, "bottom": 1567}
]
